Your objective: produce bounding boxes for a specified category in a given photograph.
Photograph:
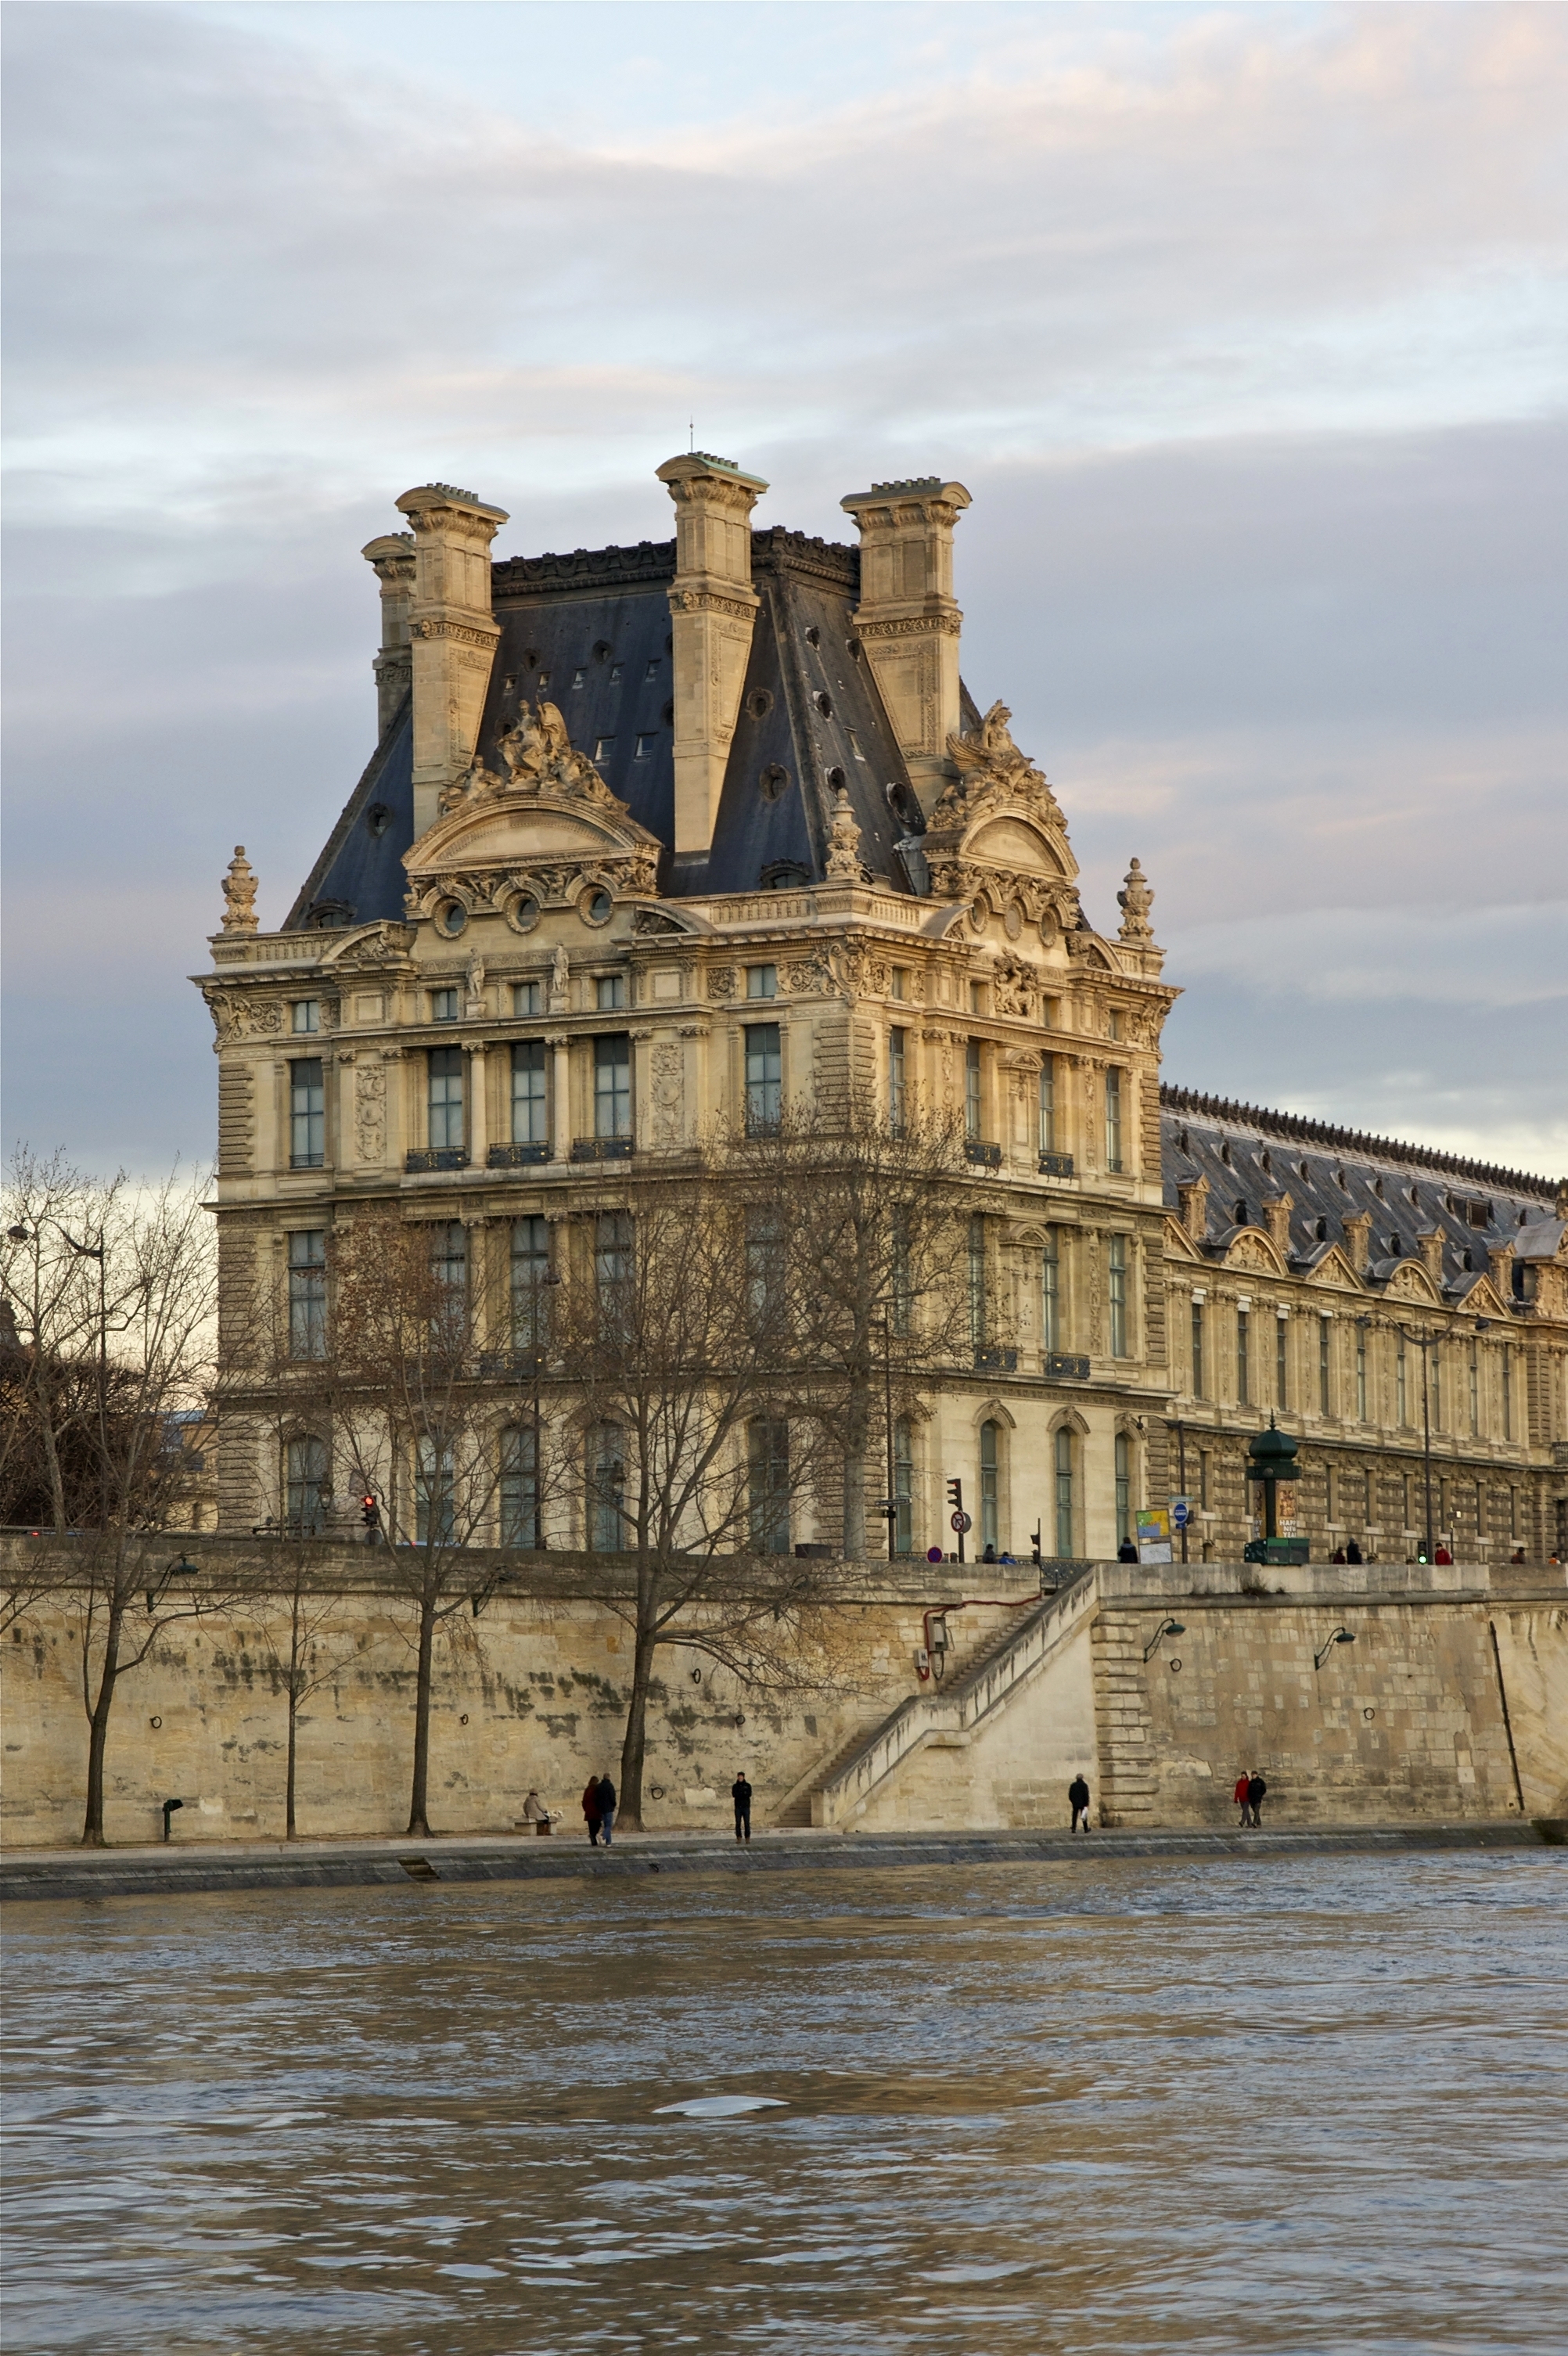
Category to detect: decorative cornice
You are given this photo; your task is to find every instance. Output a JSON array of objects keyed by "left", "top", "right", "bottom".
[
  {"left": 1160, "top": 1085, "right": 1559, "bottom": 1201},
  {"left": 855, "top": 613, "right": 962, "bottom": 641},
  {"left": 411, "top": 617, "right": 500, "bottom": 650},
  {"left": 668, "top": 587, "right": 758, "bottom": 621},
  {"left": 492, "top": 540, "right": 676, "bottom": 598}
]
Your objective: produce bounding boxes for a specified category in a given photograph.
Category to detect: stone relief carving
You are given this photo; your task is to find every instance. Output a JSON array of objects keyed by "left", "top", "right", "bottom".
[
  {"left": 649, "top": 1043, "right": 685, "bottom": 1145},
  {"left": 930, "top": 703, "right": 1065, "bottom": 834},
  {"left": 707, "top": 967, "right": 738, "bottom": 1000},
  {"left": 354, "top": 1062, "right": 387, "bottom": 1163},
  {"left": 990, "top": 953, "right": 1035, "bottom": 1018},
  {"left": 221, "top": 847, "right": 258, "bottom": 933},
  {"left": 548, "top": 944, "right": 571, "bottom": 1012},
  {"left": 201, "top": 987, "right": 285, "bottom": 1045},
  {"left": 825, "top": 785, "right": 865, "bottom": 881},
  {"left": 464, "top": 951, "right": 487, "bottom": 1018}
]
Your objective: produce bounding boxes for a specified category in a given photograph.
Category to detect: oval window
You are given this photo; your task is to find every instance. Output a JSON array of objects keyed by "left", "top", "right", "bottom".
[
  {"left": 509, "top": 893, "right": 541, "bottom": 934},
  {"left": 815, "top": 690, "right": 833, "bottom": 718},
  {"left": 436, "top": 899, "right": 467, "bottom": 937},
  {"left": 581, "top": 887, "right": 613, "bottom": 926}
]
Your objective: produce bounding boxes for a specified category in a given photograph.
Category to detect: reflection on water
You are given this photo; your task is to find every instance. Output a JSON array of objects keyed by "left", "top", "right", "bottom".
[{"left": 3, "top": 1854, "right": 1566, "bottom": 2353}]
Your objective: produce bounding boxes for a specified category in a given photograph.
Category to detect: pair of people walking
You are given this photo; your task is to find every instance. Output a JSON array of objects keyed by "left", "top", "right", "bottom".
[
  {"left": 1233, "top": 1770, "right": 1268, "bottom": 1828},
  {"left": 582, "top": 1774, "right": 617, "bottom": 1846}
]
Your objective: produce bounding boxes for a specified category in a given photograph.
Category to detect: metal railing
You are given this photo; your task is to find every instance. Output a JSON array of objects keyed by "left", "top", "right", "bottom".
[
  {"left": 487, "top": 1142, "right": 551, "bottom": 1167},
  {"left": 571, "top": 1137, "right": 635, "bottom": 1162},
  {"left": 1038, "top": 1150, "right": 1075, "bottom": 1178},
  {"left": 1045, "top": 1351, "right": 1091, "bottom": 1379},
  {"left": 964, "top": 1139, "right": 1002, "bottom": 1169},
  {"left": 405, "top": 1148, "right": 469, "bottom": 1174}
]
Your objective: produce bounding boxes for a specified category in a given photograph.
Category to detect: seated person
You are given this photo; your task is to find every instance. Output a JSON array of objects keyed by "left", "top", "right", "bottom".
[{"left": 518, "top": 1788, "right": 556, "bottom": 1836}]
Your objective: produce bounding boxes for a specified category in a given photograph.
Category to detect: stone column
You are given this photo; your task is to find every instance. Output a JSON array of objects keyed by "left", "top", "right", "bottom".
[
  {"left": 361, "top": 531, "right": 416, "bottom": 737},
  {"left": 656, "top": 452, "right": 768, "bottom": 861},
  {"left": 394, "top": 483, "right": 509, "bottom": 838},
  {"left": 840, "top": 477, "right": 971, "bottom": 813},
  {"left": 467, "top": 1045, "right": 487, "bottom": 1165},
  {"left": 548, "top": 1035, "right": 570, "bottom": 1160}
]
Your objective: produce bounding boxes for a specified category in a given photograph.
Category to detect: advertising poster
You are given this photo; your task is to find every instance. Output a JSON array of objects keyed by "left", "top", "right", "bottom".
[{"left": 1136, "top": 1506, "right": 1173, "bottom": 1565}]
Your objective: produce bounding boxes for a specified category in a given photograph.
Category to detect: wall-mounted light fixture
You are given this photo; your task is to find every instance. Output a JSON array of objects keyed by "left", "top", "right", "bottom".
[
  {"left": 1143, "top": 1617, "right": 1185, "bottom": 1663},
  {"left": 1314, "top": 1626, "right": 1357, "bottom": 1670}
]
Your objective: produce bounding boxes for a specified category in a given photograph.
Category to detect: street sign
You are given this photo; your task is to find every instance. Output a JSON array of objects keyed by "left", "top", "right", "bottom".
[
  {"left": 950, "top": 1510, "right": 972, "bottom": 1534},
  {"left": 926, "top": 1546, "right": 945, "bottom": 1564},
  {"left": 1137, "top": 1506, "right": 1173, "bottom": 1565},
  {"left": 1170, "top": 1497, "right": 1191, "bottom": 1530}
]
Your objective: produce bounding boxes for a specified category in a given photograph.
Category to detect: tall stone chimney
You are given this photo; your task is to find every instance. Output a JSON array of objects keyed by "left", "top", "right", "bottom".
[
  {"left": 1177, "top": 1175, "right": 1210, "bottom": 1242},
  {"left": 394, "top": 483, "right": 509, "bottom": 838},
  {"left": 656, "top": 452, "right": 768, "bottom": 859},
  {"left": 840, "top": 477, "right": 971, "bottom": 812},
  {"left": 1343, "top": 1211, "right": 1372, "bottom": 1273},
  {"left": 361, "top": 532, "right": 416, "bottom": 737}
]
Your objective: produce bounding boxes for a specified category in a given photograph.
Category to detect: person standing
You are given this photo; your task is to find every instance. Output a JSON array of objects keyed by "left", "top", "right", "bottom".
[
  {"left": 1068, "top": 1773, "right": 1091, "bottom": 1833},
  {"left": 596, "top": 1773, "right": 617, "bottom": 1846},
  {"left": 1233, "top": 1771, "right": 1251, "bottom": 1828},
  {"left": 1246, "top": 1771, "right": 1268, "bottom": 1828},
  {"left": 582, "top": 1775, "right": 602, "bottom": 1847},
  {"left": 732, "top": 1772, "right": 753, "bottom": 1843}
]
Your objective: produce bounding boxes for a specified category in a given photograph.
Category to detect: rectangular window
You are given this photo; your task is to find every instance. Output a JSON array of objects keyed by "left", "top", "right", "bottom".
[
  {"left": 1232, "top": 1306, "right": 1250, "bottom": 1405},
  {"left": 968, "top": 1214, "right": 986, "bottom": 1348},
  {"left": 893, "top": 1419, "right": 915, "bottom": 1558},
  {"left": 1191, "top": 1300, "right": 1206, "bottom": 1399},
  {"left": 1054, "top": 1427, "right": 1074, "bottom": 1559},
  {"left": 890, "top": 967, "right": 907, "bottom": 1002},
  {"left": 1356, "top": 1325, "right": 1368, "bottom": 1422},
  {"left": 286, "top": 1435, "right": 328, "bottom": 1535},
  {"left": 290, "top": 1058, "right": 325, "bottom": 1169},
  {"left": 888, "top": 1027, "right": 906, "bottom": 1135},
  {"left": 593, "top": 736, "right": 615, "bottom": 761},
  {"left": 291, "top": 999, "right": 319, "bottom": 1035},
  {"left": 635, "top": 733, "right": 656, "bottom": 758},
  {"left": 595, "top": 975, "right": 627, "bottom": 1012},
  {"left": 429, "top": 1221, "right": 466, "bottom": 1326},
  {"left": 980, "top": 1421, "right": 999, "bottom": 1551},
  {"left": 499, "top": 1425, "right": 539, "bottom": 1549},
  {"left": 969, "top": 982, "right": 985, "bottom": 1016},
  {"left": 747, "top": 1419, "right": 790, "bottom": 1556},
  {"left": 1319, "top": 1318, "right": 1332, "bottom": 1415},
  {"left": 593, "top": 1034, "right": 632, "bottom": 1139},
  {"left": 514, "top": 980, "right": 542, "bottom": 1016},
  {"left": 744, "top": 1022, "right": 782, "bottom": 1135},
  {"left": 431, "top": 988, "right": 459, "bottom": 1023},
  {"left": 1469, "top": 1342, "right": 1480, "bottom": 1436},
  {"left": 511, "top": 1041, "right": 548, "bottom": 1144},
  {"left": 595, "top": 1210, "right": 633, "bottom": 1297},
  {"left": 1105, "top": 1068, "right": 1124, "bottom": 1172},
  {"left": 510, "top": 1215, "right": 550, "bottom": 1350},
  {"left": 744, "top": 1205, "right": 785, "bottom": 1334},
  {"left": 1109, "top": 1236, "right": 1129, "bottom": 1361},
  {"left": 1325, "top": 1464, "right": 1336, "bottom": 1525},
  {"left": 1038, "top": 1058, "right": 1056, "bottom": 1155},
  {"left": 571, "top": 667, "right": 587, "bottom": 689},
  {"left": 287, "top": 1229, "right": 326, "bottom": 1360},
  {"left": 1041, "top": 1228, "right": 1060, "bottom": 1352},
  {"left": 427, "top": 1046, "right": 464, "bottom": 1151},
  {"left": 965, "top": 1041, "right": 982, "bottom": 1141},
  {"left": 1114, "top": 1431, "right": 1132, "bottom": 1548},
  {"left": 1277, "top": 1315, "right": 1289, "bottom": 1409},
  {"left": 1502, "top": 1346, "right": 1512, "bottom": 1441},
  {"left": 1199, "top": 1449, "right": 1210, "bottom": 1509},
  {"left": 1107, "top": 1009, "right": 1121, "bottom": 1042},
  {"left": 415, "top": 1433, "right": 455, "bottom": 1545},
  {"left": 746, "top": 964, "right": 778, "bottom": 1000},
  {"left": 1509, "top": 1486, "right": 1518, "bottom": 1541},
  {"left": 588, "top": 1424, "right": 625, "bottom": 1551},
  {"left": 1397, "top": 1333, "right": 1408, "bottom": 1426}
]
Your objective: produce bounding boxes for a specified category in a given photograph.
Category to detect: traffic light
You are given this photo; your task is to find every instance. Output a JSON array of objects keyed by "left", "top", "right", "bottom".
[
  {"left": 361, "top": 1494, "right": 380, "bottom": 1534},
  {"left": 945, "top": 1478, "right": 963, "bottom": 1513},
  {"left": 1030, "top": 1523, "right": 1041, "bottom": 1566}
]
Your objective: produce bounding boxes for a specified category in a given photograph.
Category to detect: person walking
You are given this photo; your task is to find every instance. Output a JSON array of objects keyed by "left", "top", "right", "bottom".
[
  {"left": 1117, "top": 1538, "right": 1138, "bottom": 1563},
  {"left": 582, "top": 1775, "right": 602, "bottom": 1847},
  {"left": 596, "top": 1774, "right": 617, "bottom": 1846},
  {"left": 732, "top": 1772, "right": 753, "bottom": 1843},
  {"left": 1233, "top": 1771, "right": 1251, "bottom": 1827},
  {"left": 1246, "top": 1771, "right": 1268, "bottom": 1829},
  {"left": 1068, "top": 1773, "right": 1091, "bottom": 1833}
]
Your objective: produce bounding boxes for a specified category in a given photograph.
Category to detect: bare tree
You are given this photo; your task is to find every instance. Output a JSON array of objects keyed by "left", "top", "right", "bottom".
[
  {"left": 722, "top": 1089, "right": 981, "bottom": 1559},
  {"left": 2, "top": 1152, "right": 228, "bottom": 1844},
  {"left": 549, "top": 1161, "right": 850, "bottom": 1830}
]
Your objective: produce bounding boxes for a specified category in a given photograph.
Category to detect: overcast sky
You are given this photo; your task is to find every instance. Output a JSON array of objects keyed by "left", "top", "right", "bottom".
[{"left": 4, "top": 0, "right": 1565, "bottom": 1180}]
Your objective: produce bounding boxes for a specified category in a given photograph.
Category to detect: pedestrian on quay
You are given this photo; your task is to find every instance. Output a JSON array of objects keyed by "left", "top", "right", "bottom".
[
  {"left": 1246, "top": 1771, "right": 1268, "bottom": 1828},
  {"left": 596, "top": 1773, "right": 617, "bottom": 1846},
  {"left": 1117, "top": 1538, "right": 1138, "bottom": 1563},
  {"left": 1345, "top": 1539, "right": 1363, "bottom": 1565},
  {"left": 1068, "top": 1773, "right": 1091, "bottom": 1833},
  {"left": 1233, "top": 1771, "right": 1251, "bottom": 1826},
  {"left": 732, "top": 1772, "right": 753, "bottom": 1843},
  {"left": 582, "top": 1775, "right": 602, "bottom": 1847}
]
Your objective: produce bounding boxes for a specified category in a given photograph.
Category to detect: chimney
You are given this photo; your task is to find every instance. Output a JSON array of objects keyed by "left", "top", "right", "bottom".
[
  {"left": 1264, "top": 1193, "right": 1295, "bottom": 1256},
  {"left": 394, "top": 483, "right": 509, "bottom": 837},
  {"left": 656, "top": 452, "right": 768, "bottom": 860},
  {"left": 1343, "top": 1210, "right": 1371, "bottom": 1273},
  {"left": 1487, "top": 1240, "right": 1515, "bottom": 1294},
  {"left": 361, "top": 532, "right": 416, "bottom": 737},
  {"left": 840, "top": 477, "right": 971, "bottom": 813},
  {"left": 1177, "top": 1175, "right": 1210, "bottom": 1242},
  {"left": 1417, "top": 1228, "right": 1445, "bottom": 1284}
]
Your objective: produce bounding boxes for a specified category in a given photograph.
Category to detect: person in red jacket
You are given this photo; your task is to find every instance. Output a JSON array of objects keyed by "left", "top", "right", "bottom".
[{"left": 1233, "top": 1771, "right": 1251, "bottom": 1827}]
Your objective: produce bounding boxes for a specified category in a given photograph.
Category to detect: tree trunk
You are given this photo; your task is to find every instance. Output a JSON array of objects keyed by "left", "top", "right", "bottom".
[
  {"left": 286, "top": 1689, "right": 299, "bottom": 1839},
  {"left": 618, "top": 1604, "right": 659, "bottom": 1833},
  {"left": 81, "top": 1597, "right": 125, "bottom": 1847},
  {"left": 407, "top": 1593, "right": 437, "bottom": 1837}
]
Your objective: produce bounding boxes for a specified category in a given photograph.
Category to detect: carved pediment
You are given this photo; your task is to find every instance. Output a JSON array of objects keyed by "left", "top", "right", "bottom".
[
  {"left": 1384, "top": 1261, "right": 1441, "bottom": 1305},
  {"left": 1163, "top": 1214, "right": 1206, "bottom": 1264},
  {"left": 1306, "top": 1245, "right": 1365, "bottom": 1293},
  {"left": 1453, "top": 1272, "right": 1510, "bottom": 1318},
  {"left": 965, "top": 815, "right": 1070, "bottom": 876},
  {"left": 924, "top": 702, "right": 1081, "bottom": 897},
  {"left": 1223, "top": 1228, "right": 1287, "bottom": 1277},
  {"left": 407, "top": 696, "right": 660, "bottom": 888}
]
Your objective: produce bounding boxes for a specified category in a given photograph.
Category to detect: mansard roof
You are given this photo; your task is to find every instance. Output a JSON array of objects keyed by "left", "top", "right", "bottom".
[
  {"left": 1160, "top": 1084, "right": 1561, "bottom": 1303},
  {"left": 288, "top": 527, "right": 933, "bottom": 926}
]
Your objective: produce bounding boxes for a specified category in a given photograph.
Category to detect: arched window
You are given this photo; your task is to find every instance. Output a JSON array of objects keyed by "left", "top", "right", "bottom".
[
  {"left": 588, "top": 1424, "right": 625, "bottom": 1552},
  {"left": 1114, "top": 1431, "right": 1132, "bottom": 1548},
  {"left": 1054, "top": 1427, "right": 1074, "bottom": 1559},
  {"left": 285, "top": 1435, "right": 328, "bottom": 1535},
  {"left": 500, "top": 1424, "right": 539, "bottom": 1549},
  {"left": 893, "top": 1417, "right": 915, "bottom": 1557},
  {"left": 980, "top": 1420, "right": 1000, "bottom": 1551},
  {"left": 748, "top": 1419, "right": 790, "bottom": 1555}
]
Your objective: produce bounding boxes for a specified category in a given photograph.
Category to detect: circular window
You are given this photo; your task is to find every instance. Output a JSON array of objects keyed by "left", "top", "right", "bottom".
[
  {"left": 507, "top": 893, "right": 541, "bottom": 934},
  {"left": 746, "top": 688, "right": 774, "bottom": 720},
  {"left": 580, "top": 886, "right": 613, "bottom": 926},
  {"left": 149, "top": 1715, "right": 162, "bottom": 1729},
  {"left": 435, "top": 899, "right": 467, "bottom": 937},
  {"left": 825, "top": 764, "right": 847, "bottom": 790},
  {"left": 1004, "top": 899, "right": 1023, "bottom": 940},
  {"left": 847, "top": 638, "right": 863, "bottom": 662},
  {"left": 366, "top": 801, "right": 390, "bottom": 838},
  {"left": 759, "top": 763, "right": 788, "bottom": 803},
  {"left": 815, "top": 690, "right": 833, "bottom": 718},
  {"left": 969, "top": 896, "right": 990, "bottom": 933}
]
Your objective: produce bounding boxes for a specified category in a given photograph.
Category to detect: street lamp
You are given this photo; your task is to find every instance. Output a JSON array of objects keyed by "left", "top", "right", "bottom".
[
  {"left": 1314, "top": 1626, "right": 1356, "bottom": 1671},
  {"left": 1394, "top": 1323, "right": 1443, "bottom": 1564},
  {"left": 1143, "top": 1616, "right": 1185, "bottom": 1663}
]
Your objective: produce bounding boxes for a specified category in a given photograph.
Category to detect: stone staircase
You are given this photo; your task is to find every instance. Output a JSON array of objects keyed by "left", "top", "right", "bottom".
[
  {"left": 1092, "top": 1615, "right": 1158, "bottom": 1826},
  {"left": 773, "top": 1569, "right": 1102, "bottom": 1830}
]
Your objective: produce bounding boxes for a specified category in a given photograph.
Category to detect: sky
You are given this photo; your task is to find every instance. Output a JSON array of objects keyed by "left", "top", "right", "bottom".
[{"left": 3, "top": 0, "right": 1566, "bottom": 1182}]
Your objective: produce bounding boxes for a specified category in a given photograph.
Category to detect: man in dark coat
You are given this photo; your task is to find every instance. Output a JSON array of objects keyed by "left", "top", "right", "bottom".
[
  {"left": 596, "top": 1774, "right": 617, "bottom": 1845},
  {"left": 732, "top": 1772, "right": 753, "bottom": 1843},
  {"left": 1068, "top": 1774, "right": 1091, "bottom": 1833},
  {"left": 1246, "top": 1771, "right": 1268, "bottom": 1828},
  {"left": 582, "top": 1775, "right": 602, "bottom": 1846}
]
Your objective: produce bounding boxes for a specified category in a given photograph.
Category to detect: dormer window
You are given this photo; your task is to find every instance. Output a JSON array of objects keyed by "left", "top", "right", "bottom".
[
  {"left": 1388, "top": 1233, "right": 1402, "bottom": 1257},
  {"left": 635, "top": 735, "right": 656, "bottom": 759},
  {"left": 1234, "top": 1201, "right": 1248, "bottom": 1225},
  {"left": 644, "top": 658, "right": 661, "bottom": 680},
  {"left": 1260, "top": 1150, "right": 1271, "bottom": 1174},
  {"left": 1314, "top": 1218, "right": 1328, "bottom": 1241},
  {"left": 594, "top": 736, "right": 615, "bottom": 761},
  {"left": 609, "top": 664, "right": 623, "bottom": 685},
  {"left": 571, "top": 667, "right": 587, "bottom": 689}
]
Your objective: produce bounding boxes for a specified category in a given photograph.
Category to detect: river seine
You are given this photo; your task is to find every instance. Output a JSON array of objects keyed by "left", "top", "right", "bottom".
[{"left": 3, "top": 1850, "right": 1564, "bottom": 2353}]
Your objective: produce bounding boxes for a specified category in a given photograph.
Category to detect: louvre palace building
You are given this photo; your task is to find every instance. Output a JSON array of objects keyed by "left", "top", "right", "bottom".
[{"left": 198, "top": 457, "right": 1568, "bottom": 1567}]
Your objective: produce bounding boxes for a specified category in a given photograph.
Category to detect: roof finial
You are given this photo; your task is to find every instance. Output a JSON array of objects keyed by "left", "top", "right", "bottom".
[
  {"left": 825, "top": 785, "right": 864, "bottom": 881},
  {"left": 221, "top": 846, "right": 258, "bottom": 934}
]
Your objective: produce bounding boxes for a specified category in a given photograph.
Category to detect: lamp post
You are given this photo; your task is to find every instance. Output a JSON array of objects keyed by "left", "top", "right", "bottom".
[
  {"left": 1245, "top": 1415, "right": 1303, "bottom": 1563},
  {"left": 1394, "top": 1323, "right": 1442, "bottom": 1564}
]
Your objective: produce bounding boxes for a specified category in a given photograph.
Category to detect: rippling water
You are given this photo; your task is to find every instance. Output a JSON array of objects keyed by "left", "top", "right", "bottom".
[{"left": 4, "top": 1852, "right": 1565, "bottom": 2353}]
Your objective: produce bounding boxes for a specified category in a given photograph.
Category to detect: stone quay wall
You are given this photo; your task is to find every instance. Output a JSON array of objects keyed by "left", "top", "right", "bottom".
[{"left": 2, "top": 1536, "right": 1563, "bottom": 1846}]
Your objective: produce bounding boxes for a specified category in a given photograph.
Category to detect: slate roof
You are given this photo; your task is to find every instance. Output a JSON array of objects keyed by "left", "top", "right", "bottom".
[
  {"left": 1160, "top": 1085, "right": 1562, "bottom": 1301},
  {"left": 288, "top": 529, "right": 929, "bottom": 924}
]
